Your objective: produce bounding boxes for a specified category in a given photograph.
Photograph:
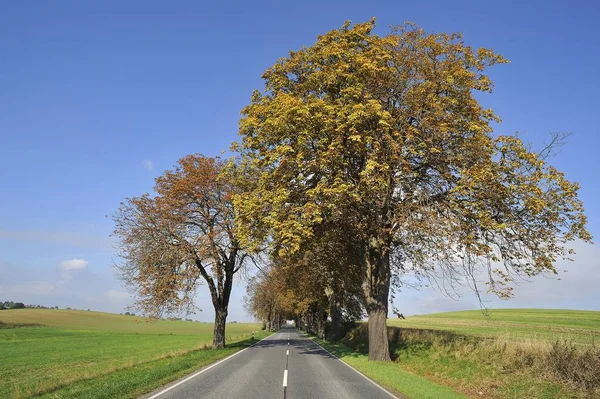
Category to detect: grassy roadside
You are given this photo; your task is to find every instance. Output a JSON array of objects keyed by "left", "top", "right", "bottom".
[
  {"left": 308, "top": 335, "right": 466, "bottom": 399},
  {"left": 36, "top": 331, "right": 271, "bottom": 399},
  {"left": 336, "top": 325, "right": 599, "bottom": 399}
]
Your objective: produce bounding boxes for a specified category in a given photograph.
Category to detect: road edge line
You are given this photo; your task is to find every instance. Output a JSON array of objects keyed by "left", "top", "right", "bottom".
[
  {"left": 145, "top": 332, "right": 276, "bottom": 399},
  {"left": 304, "top": 334, "right": 401, "bottom": 399}
]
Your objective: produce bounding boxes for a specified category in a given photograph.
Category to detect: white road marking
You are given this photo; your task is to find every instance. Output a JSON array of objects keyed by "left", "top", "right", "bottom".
[
  {"left": 145, "top": 333, "right": 275, "bottom": 399},
  {"left": 282, "top": 369, "right": 288, "bottom": 387},
  {"left": 286, "top": 349, "right": 289, "bottom": 356}
]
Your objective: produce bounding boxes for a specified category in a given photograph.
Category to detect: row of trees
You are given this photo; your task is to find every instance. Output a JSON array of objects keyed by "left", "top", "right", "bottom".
[
  {"left": 0, "top": 302, "right": 65, "bottom": 310},
  {"left": 0, "top": 301, "right": 25, "bottom": 309},
  {"left": 244, "top": 221, "right": 364, "bottom": 341},
  {"left": 113, "top": 20, "right": 591, "bottom": 360}
]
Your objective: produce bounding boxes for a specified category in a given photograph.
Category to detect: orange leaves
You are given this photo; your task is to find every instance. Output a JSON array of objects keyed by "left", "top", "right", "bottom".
[{"left": 113, "top": 154, "right": 250, "bottom": 320}]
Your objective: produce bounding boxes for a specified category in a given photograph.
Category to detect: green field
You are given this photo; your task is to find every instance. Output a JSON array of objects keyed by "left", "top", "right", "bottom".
[
  {"left": 0, "top": 309, "right": 262, "bottom": 398},
  {"left": 323, "top": 308, "right": 600, "bottom": 399},
  {"left": 388, "top": 308, "right": 600, "bottom": 345}
]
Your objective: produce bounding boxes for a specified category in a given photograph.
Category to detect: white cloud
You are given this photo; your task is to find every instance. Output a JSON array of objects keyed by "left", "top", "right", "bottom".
[
  {"left": 142, "top": 159, "right": 154, "bottom": 171},
  {"left": 60, "top": 258, "right": 88, "bottom": 272},
  {"left": 105, "top": 289, "right": 130, "bottom": 303},
  {"left": 0, "top": 257, "right": 134, "bottom": 313},
  {"left": 5, "top": 281, "right": 57, "bottom": 296}
]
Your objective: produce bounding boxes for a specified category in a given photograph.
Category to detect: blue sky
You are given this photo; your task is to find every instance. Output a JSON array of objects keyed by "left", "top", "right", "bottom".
[{"left": 1, "top": 1, "right": 598, "bottom": 321}]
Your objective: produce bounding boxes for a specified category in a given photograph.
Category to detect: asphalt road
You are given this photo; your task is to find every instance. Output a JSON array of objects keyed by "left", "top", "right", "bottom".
[{"left": 143, "top": 328, "right": 397, "bottom": 399}]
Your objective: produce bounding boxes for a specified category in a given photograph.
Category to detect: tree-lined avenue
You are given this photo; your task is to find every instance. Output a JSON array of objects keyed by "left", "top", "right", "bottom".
[{"left": 143, "top": 328, "right": 396, "bottom": 399}]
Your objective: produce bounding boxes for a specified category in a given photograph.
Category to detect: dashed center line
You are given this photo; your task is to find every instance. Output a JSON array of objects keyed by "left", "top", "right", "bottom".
[{"left": 283, "top": 331, "right": 291, "bottom": 398}]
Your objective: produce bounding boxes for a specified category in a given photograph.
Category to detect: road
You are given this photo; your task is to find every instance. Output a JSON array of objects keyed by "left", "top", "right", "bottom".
[{"left": 143, "top": 328, "right": 397, "bottom": 399}]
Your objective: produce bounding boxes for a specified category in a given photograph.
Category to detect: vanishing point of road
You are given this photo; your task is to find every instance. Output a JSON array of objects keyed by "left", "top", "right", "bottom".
[{"left": 143, "top": 328, "right": 398, "bottom": 399}]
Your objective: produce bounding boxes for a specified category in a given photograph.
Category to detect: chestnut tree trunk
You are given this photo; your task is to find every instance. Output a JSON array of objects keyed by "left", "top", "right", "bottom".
[
  {"left": 362, "top": 249, "right": 391, "bottom": 361},
  {"left": 213, "top": 307, "right": 228, "bottom": 348}
]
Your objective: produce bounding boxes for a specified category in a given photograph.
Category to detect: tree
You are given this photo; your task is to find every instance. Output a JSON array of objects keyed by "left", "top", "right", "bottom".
[
  {"left": 113, "top": 154, "right": 250, "bottom": 348},
  {"left": 245, "top": 270, "right": 280, "bottom": 331},
  {"left": 235, "top": 20, "right": 591, "bottom": 360},
  {"left": 245, "top": 240, "right": 363, "bottom": 340},
  {"left": 244, "top": 261, "right": 296, "bottom": 332},
  {"left": 279, "top": 220, "right": 364, "bottom": 342}
]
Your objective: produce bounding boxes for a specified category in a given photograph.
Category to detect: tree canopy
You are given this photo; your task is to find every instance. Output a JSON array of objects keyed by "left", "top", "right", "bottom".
[{"left": 234, "top": 20, "right": 591, "bottom": 360}]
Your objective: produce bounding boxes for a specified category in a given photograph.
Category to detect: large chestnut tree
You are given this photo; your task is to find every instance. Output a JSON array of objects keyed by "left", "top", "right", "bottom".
[{"left": 234, "top": 20, "right": 591, "bottom": 360}]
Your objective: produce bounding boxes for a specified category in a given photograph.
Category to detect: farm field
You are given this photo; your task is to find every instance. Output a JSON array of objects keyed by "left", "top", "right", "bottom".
[
  {"left": 329, "top": 308, "right": 600, "bottom": 398},
  {"left": 387, "top": 308, "right": 600, "bottom": 345},
  {"left": 0, "top": 309, "right": 262, "bottom": 398}
]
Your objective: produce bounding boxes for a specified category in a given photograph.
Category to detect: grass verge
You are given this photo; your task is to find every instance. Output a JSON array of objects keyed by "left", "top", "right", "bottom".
[
  {"left": 340, "top": 325, "right": 600, "bottom": 398},
  {"left": 36, "top": 331, "right": 271, "bottom": 399}
]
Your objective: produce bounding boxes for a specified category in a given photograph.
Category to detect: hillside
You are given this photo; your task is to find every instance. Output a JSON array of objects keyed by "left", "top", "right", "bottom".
[{"left": 387, "top": 308, "right": 600, "bottom": 345}]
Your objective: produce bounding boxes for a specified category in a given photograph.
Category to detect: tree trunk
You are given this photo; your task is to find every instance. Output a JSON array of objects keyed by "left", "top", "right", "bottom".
[
  {"left": 212, "top": 307, "right": 227, "bottom": 349},
  {"left": 316, "top": 308, "right": 324, "bottom": 339},
  {"left": 329, "top": 299, "right": 342, "bottom": 343},
  {"left": 266, "top": 307, "right": 272, "bottom": 331},
  {"left": 363, "top": 249, "right": 391, "bottom": 361},
  {"left": 366, "top": 306, "right": 390, "bottom": 361}
]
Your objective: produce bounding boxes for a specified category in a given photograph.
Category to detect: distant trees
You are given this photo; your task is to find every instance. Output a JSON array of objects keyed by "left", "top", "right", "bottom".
[
  {"left": 2, "top": 303, "right": 62, "bottom": 310},
  {"left": 244, "top": 267, "right": 286, "bottom": 332},
  {"left": 234, "top": 20, "right": 591, "bottom": 361},
  {"left": 244, "top": 227, "right": 364, "bottom": 341},
  {"left": 113, "top": 154, "right": 251, "bottom": 349},
  {"left": 0, "top": 301, "right": 26, "bottom": 309}
]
